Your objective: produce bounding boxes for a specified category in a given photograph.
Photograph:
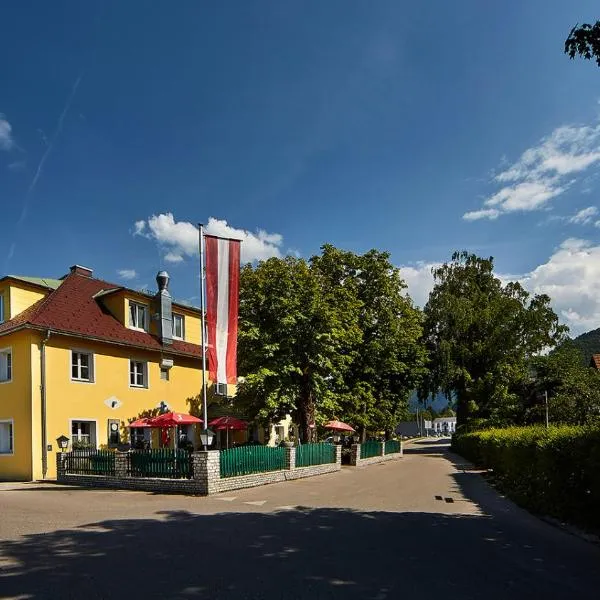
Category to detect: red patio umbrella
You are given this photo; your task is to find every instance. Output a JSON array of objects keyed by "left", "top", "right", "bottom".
[
  {"left": 208, "top": 416, "right": 248, "bottom": 448},
  {"left": 148, "top": 412, "right": 203, "bottom": 427},
  {"left": 208, "top": 416, "right": 248, "bottom": 430},
  {"left": 324, "top": 420, "right": 355, "bottom": 433},
  {"left": 128, "top": 418, "right": 153, "bottom": 428},
  {"left": 147, "top": 412, "right": 203, "bottom": 450}
]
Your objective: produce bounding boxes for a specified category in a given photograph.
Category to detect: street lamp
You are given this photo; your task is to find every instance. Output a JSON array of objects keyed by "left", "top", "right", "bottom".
[
  {"left": 199, "top": 428, "right": 215, "bottom": 450},
  {"left": 56, "top": 435, "right": 70, "bottom": 452}
]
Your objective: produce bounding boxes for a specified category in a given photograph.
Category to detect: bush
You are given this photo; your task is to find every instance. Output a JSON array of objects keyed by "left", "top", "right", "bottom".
[{"left": 452, "top": 425, "right": 600, "bottom": 529}]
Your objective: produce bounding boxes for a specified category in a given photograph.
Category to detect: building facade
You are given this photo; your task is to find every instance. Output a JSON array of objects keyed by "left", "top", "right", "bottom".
[
  {"left": 0, "top": 265, "right": 219, "bottom": 481},
  {"left": 432, "top": 417, "right": 456, "bottom": 435}
]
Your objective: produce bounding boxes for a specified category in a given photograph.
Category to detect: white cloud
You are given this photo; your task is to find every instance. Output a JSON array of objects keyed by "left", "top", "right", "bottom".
[
  {"left": 464, "top": 123, "right": 600, "bottom": 220},
  {"left": 568, "top": 206, "right": 598, "bottom": 225},
  {"left": 403, "top": 239, "right": 600, "bottom": 336},
  {"left": 118, "top": 269, "right": 137, "bottom": 280},
  {"left": 164, "top": 252, "right": 184, "bottom": 264},
  {"left": 7, "top": 160, "right": 25, "bottom": 171},
  {"left": 463, "top": 208, "right": 500, "bottom": 221},
  {"left": 0, "top": 114, "right": 14, "bottom": 150},
  {"left": 133, "top": 220, "right": 147, "bottom": 236},
  {"left": 400, "top": 262, "right": 440, "bottom": 307},
  {"left": 133, "top": 213, "right": 283, "bottom": 264},
  {"left": 516, "top": 238, "right": 600, "bottom": 335}
]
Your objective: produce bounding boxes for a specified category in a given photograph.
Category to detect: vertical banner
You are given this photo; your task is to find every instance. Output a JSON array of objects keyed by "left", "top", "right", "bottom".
[{"left": 205, "top": 235, "right": 241, "bottom": 385}]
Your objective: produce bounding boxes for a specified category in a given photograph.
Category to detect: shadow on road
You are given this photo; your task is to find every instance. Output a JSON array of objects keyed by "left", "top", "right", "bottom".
[{"left": 2, "top": 506, "right": 600, "bottom": 600}]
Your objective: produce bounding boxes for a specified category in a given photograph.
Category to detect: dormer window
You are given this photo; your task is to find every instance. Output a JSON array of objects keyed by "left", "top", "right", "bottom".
[
  {"left": 129, "top": 302, "right": 148, "bottom": 331},
  {"left": 173, "top": 314, "right": 185, "bottom": 340}
]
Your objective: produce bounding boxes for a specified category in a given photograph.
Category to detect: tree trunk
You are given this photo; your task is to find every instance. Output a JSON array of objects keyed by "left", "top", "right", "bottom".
[
  {"left": 455, "top": 390, "right": 469, "bottom": 428},
  {"left": 298, "top": 374, "right": 315, "bottom": 443}
]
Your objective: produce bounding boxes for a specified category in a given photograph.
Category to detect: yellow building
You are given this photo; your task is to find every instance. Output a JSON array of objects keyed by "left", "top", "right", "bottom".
[{"left": 0, "top": 265, "right": 211, "bottom": 481}]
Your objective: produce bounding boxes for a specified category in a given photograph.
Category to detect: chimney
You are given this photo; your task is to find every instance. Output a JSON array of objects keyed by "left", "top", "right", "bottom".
[
  {"left": 155, "top": 270, "right": 173, "bottom": 346},
  {"left": 70, "top": 265, "right": 93, "bottom": 277}
]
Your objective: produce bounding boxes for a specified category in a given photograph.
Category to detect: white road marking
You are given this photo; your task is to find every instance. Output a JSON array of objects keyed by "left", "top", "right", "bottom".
[
  {"left": 216, "top": 496, "right": 237, "bottom": 502},
  {"left": 244, "top": 500, "right": 267, "bottom": 506}
]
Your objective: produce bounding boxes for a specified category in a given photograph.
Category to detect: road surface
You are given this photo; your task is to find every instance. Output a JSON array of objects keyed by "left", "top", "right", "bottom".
[{"left": 1, "top": 439, "right": 599, "bottom": 599}]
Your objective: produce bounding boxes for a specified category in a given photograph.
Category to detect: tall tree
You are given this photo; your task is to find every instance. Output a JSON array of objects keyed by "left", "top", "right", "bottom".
[
  {"left": 530, "top": 344, "right": 600, "bottom": 426},
  {"left": 313, "top": 245, "right": 427, "bottom": 438},
  {"left": 422, "top": 252, "right": 567, "bottom": 427},
  {"left": 565, "top": 21, "right": 600, "bottom": 66},
  {"left": 236, "top": 255, "right": 361, "bottom": 442}
]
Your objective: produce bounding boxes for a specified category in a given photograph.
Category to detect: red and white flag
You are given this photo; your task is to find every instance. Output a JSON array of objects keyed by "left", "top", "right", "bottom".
[{"left": 205, "top": 235, "right": 241, "bottom": 385}]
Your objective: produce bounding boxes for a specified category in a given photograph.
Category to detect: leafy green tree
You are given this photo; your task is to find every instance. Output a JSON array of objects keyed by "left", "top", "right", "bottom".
[
  {"left": 565, "top": 21, "right": 600, "bottom": 66},
  {"left": 438, "top": 405, "right": 456, "bottom": 418},
  {"left": 236, "top": 255, "right": 361, "bottom": 442},
  {"left": 530, "top": 344, "right": 600, "bottom": 425},
  {"left": 312, "top": 245, "right": 427, "bottom": 439},
  {"left": 421, "top": 252, "right": 567, "bottom": 427}
]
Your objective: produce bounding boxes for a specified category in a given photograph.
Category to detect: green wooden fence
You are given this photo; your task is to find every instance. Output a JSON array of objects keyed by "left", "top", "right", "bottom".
[
  {"left": 384, "top": 440, "right": 401, "bottom": 455},
  {"left": 296, "top": 443, "right": 336, "bottom": 467},
  {"left": 220, "top": 445, "right": 286, "bottom": 478},
  {"left": 65, "top": 449, "right": 116, "bottom": 476},
  {"left": 128, "top": 449, "right": 192, "bottom": 479},
  {"left": 360, "top": 441, "right": 382, "bottom": 459}
]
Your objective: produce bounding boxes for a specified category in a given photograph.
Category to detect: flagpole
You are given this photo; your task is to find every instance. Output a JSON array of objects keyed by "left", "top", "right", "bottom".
[{"left": 199, "top": 223, "right": 209, "bottom": 449}]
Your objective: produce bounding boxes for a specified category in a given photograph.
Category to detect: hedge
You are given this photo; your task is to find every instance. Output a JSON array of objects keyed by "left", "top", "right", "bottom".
[{"left": 452, "top": 425, "right": 600, "bottom": 529}]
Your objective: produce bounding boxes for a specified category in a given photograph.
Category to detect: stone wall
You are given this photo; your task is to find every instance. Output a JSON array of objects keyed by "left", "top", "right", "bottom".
[
  {"left": 349, "top": 442, "right": 403, "bottom": 466},
  {"left": 56, "top": 444, "right": 342, "bottom": 496}
]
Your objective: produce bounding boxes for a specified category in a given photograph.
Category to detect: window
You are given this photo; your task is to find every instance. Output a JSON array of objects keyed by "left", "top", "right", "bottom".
[
  {"left": 130, "top": 360, "right": 148, "bottom": 388},
  {"left": 0, "top": 420, "right": 13, "bottom": 454},
  {"left": 173, "top": 314, "right": 184, "bottom": 339},
  {"left": 275, "top": 425, "right": 285, "bottom": 443},
  {"left": 129, "top": 302, "right": 148, "bottom": 331},
  {"left": 71, "top": 420, "right": 96, "bottom": 448},
  {"left": 160, "top": 368, "right": 170, "bottom": 381},
  {"left": 0, "top": 348, "right": 12, "bottom": 383},
  {"left": 0, "top": 294, "right": 4, "bottom": 324},
  {"left": 107, "top": 419, "right": 120, "bottom": 446},
  {"left": 71, "top": 351, "right": 93, "bottom": 382},
  {"left": 130, "top": 427, "right": 150, "bottom": 449}
]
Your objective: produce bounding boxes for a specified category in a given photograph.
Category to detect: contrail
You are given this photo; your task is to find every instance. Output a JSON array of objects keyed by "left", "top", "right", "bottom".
[{"left": 17, "top": 74, "right": 82, "bottom": 226}]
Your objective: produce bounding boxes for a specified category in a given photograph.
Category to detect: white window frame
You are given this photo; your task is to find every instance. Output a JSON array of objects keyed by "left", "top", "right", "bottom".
[
  {"left": 128, "top": 301, "right": 149, "bottom": 331},
  {"left": 0, "top": 347, "right": 12, "bottom": 384},
  {"left": 70, "top": 349, "right": 95, "bottom": 383},
  {"left": 0, "top": 419, "right": 14, "bottom": 455},
  {"left": 69, "top": 419, "right": 98, "bottom": 448},
  {"left": 0, "top": 293, "right": 4, "bottom": 324},
  {"left": 129, "top": 359, "right": 149, "bottom": 389},
  {"left": 173, "top": 313, "right": 184, "bottom": 340},
  {"left": 172, "top": 313, "right": 185, "bottom": 340}
]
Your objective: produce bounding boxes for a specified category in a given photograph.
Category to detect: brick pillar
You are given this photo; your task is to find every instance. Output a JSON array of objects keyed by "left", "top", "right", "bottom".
[
  {"left": 335, "top": 444, "right": 342, "bottom": 466},
  {"left": 285, "top": 447, "right": 296, "bottom": 470},
  {"left": 192, "top": 450, "right": 220, "bottom": 495},
  {"left": 115, "top": 452, "right": 129, "bottom": 478},
  {"left": 350, "top": 444, "right": 360, "bottom": 466},
  {"left": 56, "top": 452, "right": 67, "bottom": 480}
]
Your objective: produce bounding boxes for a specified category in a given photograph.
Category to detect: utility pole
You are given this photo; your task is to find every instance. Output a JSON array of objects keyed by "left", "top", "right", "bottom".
[{"left": 545, "top": 390, "right": 549, "bottom": 429}]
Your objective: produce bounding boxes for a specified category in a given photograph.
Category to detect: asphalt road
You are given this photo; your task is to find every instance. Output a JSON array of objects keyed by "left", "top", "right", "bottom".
[{"left": 1, "top": 439, "right": 599, "bottom": 600}]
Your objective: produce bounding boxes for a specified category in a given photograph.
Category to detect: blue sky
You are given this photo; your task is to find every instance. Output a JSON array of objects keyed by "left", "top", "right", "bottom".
[{"left": 2, "top": 1, "right": 600, "bottom": 334}]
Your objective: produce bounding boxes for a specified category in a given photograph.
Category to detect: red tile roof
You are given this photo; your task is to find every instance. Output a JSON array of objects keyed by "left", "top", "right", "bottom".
[
  {"left": 590, "top": 354, "right": 600, "bottom": 370},
  {"left": 0, "top": 273, "right": 202, "bottom": 358}
]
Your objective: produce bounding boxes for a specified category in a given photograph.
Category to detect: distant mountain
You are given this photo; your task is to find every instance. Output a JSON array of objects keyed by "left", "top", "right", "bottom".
[
  {"left": 569, "top": 328, "right": 600, "bottom": 366},
  {"left": 408, "top": 391, "right": 449, "bottom": 413}
]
